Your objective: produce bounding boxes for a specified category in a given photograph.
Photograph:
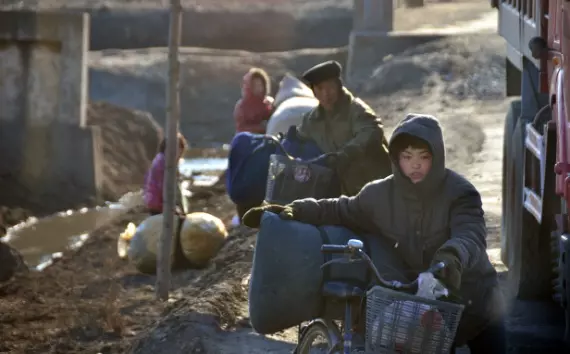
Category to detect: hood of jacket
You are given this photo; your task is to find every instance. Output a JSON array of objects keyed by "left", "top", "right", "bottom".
[
  {"left": 241, "top": 71, "right": 269, "bottom": 100},
  {"left": 388, "top": 113, "right": 446, "bottom": 198}
]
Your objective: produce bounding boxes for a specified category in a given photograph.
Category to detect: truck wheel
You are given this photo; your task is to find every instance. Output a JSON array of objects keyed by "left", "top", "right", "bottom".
[
  {"left": 502, "top": 100, "right": 521, "bottom": 266},
  {"left": 507, "top": 119, "right": 552, "bottom": 299}
]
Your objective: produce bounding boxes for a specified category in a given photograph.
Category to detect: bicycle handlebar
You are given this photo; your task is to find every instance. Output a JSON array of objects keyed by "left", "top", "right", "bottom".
[
  {"left": 321, "top": 244, "right": 347, "bottom": 254},
  {"left": 252, "top": 134, "right": 336, "bottom": 165},
  {"left": 320, "top": 241, "right": 447, "bottom": 293}
]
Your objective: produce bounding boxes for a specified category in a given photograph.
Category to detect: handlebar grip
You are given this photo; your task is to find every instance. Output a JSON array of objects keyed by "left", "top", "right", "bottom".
[
  {"left": 321, "top": 244, "right": 348, "bottom": 254},
  {"left": 427, "top": 261, "right": 446, "bottom": 275}
]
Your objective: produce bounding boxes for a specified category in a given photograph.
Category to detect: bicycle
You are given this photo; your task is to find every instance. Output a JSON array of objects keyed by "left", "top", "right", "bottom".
[{"left": 294, "top": 239, "right": 465, "bottom": 354}]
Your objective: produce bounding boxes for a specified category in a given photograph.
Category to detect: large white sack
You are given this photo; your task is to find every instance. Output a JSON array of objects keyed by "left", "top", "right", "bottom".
[
  {"left": 266, "top": 74, "right": 318, "bottom": 137},
  {"left": 273, "top": 73, "right": 315, "bottom": 108},
  {"left": 266, "top": 96, "right": 318, "bottom": 137}
]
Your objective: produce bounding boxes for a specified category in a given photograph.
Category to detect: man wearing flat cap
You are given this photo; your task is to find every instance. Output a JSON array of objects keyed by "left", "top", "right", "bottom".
[{"left": 298, "top": 60, "right": 392, "bottom": 196}]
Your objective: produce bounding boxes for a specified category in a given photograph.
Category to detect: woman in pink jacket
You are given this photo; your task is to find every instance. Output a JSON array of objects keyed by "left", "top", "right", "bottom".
[
  {"left": 234, "top": 67, "right": 274, "bottom": 134},
  {"left": 143, "top": 133, "right": 188, "bottom": 215}
]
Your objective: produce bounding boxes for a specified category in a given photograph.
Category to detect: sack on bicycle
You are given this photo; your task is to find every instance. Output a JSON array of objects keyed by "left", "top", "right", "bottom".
[{"left": 247, "top": 212, "right": 411, "bottom": 335}]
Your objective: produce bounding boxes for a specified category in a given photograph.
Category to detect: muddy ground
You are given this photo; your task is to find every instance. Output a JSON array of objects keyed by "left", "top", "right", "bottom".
[{"left": 2, "top": 1, "right": 565, "bottom": 354}]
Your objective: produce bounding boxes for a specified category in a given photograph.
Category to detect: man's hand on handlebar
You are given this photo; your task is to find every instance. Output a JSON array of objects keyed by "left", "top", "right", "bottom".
[
  {"left": 320, "top": 240, "right": 448, "bottom": 294},
  {"left": 242, "top": 204, "right": 295, "bottom": 228},
  {"left": 311, "top": 152, "right": 341, "bottom": 167},
  {"left": 431, "top": 249, "right": 463, "bottom": 292}
]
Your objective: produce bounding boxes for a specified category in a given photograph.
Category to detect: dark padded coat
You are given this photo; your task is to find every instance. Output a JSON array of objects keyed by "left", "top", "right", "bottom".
[
  {"left": 289, "top": 114, "right": 504, "bottom": 345},
  {"left": 297, "top": 88, "right": 392, "bottom": 196}
]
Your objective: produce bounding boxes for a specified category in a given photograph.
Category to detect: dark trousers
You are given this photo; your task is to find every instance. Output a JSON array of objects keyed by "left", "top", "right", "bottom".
[{"left": 451, "top": 320, "right": 506, "bottom": 354}]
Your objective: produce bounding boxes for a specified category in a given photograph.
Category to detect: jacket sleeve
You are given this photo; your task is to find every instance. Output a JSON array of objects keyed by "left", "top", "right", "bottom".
[
  {"left": 338, "top": 101, "right": 387, "bottom": 162},
  {"left": 438, "top": 185, "right": 487, "bottom": 271},
  {"left": 288, "top": 181, "right": 379, "bottom": 233}
]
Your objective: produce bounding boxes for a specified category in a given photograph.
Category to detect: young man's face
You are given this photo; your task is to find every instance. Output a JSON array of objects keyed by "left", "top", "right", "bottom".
[
  {"left": 398, "top": 146, "right": 433, "bottom": 184},
  {"left": 313, "top": 79, "right": 340, "bottom": 111}
]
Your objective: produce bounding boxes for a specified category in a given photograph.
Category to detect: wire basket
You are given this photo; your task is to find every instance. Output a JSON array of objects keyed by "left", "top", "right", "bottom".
[
  {"left": 264, "top": 154, "right": 335, "bottom": 205},
  {"left": 365, "top": 286, "right": 464, "bottom": 354}
]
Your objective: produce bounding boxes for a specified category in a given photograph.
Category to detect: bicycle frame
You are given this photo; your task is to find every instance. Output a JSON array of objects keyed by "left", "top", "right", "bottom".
[{"left": 295, "top": 239, "right": 448, "bottom": 354}]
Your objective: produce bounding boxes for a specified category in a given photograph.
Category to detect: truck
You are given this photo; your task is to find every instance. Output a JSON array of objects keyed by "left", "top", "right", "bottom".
[{"left": 495, "top": 0, "right": 570, "bottom": 343}]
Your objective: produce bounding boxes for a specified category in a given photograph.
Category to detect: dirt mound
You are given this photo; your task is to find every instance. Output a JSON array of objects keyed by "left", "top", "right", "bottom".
[
  {"left": 351, "top": 35, "right": 504, "bottom": 170},
  {"left": 87, "top": 101, "right": 163, "bottom": 201},
  {"left": 359, "top": 36, "right": 504, "bottom": 102}
]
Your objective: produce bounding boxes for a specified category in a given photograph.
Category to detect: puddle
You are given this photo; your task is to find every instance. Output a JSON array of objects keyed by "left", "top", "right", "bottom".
[
  {"left": 179, "top": 147, "right": 228, "bottom": 188},
  {"left": 4, "top": 201, "right": 130, "bottom": 269},
  {"left": 4, "top": 150, "right": 229, "bottom": 271}
]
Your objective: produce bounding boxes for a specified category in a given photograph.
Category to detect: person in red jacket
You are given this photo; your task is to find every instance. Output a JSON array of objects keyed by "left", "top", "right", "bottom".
[{"left": 234, "top": 68, "right": 274, "bottom": 134}]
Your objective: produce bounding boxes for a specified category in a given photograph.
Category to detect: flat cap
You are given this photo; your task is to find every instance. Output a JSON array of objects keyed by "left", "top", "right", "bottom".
[{"left": 302, "top": 60, "right": 342, "bottom": 86}]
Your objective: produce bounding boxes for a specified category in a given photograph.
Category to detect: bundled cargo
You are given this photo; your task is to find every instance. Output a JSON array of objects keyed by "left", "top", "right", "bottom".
[
  {"left": 127, "top": 214, "right": 175, "bottom": 274},
  {"left": 127, "top": 214, "right": 188, "bottom": 274},
  {"left": 248, "top": 212, "right": 410, "bottom": 334},
  {"left": 179, "top": 212, "right": 228, "bottom": 267}
]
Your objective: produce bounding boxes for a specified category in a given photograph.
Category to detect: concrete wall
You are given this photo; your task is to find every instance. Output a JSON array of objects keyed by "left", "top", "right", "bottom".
[{"left": 0, "top": 11, "right": 103, "bottom": 209}]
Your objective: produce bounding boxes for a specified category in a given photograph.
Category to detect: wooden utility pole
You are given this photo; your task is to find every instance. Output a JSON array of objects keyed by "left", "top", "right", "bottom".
[{"left": 156, "top": 0, "right": 182, "bottom": 301}]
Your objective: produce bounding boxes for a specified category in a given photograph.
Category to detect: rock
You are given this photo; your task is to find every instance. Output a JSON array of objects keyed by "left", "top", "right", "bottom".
[
  {"left": 0, "top": 241, "right": 28, "bottom": 282},
  {"left": 179, "top": 212, "right": 228, "bottom": 267}
]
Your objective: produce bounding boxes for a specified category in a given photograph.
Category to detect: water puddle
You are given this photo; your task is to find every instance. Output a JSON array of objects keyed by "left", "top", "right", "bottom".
[
  {"left": 4, "top": 205, "right": 125, "bottom": 270},
  {"left": 4, "top": 148, "right": 229, "bottom": 271},
  {"left": 179, "top": 157, "right": 228, "bottom": 187}
]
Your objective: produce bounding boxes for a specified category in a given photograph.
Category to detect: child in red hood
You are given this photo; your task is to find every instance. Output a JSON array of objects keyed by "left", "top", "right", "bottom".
[{"left": 234, "top": 68, "right": 274, "bottom": 134}]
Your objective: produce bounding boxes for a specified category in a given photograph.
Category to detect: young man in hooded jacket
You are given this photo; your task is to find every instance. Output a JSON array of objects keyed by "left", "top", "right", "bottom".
[{"left": 243, "top": 113, "right": 506, "bottom": 353}]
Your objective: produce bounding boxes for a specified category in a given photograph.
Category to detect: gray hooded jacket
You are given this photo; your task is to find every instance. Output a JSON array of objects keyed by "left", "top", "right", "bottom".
[{"left": 289, "top": 114, "right": 504, "bottom": 344}]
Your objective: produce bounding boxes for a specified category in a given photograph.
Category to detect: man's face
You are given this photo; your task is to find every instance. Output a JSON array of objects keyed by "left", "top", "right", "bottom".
[
  {"left": 398, "top": 146, "right": 432, "bottom": 184},
  {"left": 313, "top": 79, "right": 340, "bottom": 111}
]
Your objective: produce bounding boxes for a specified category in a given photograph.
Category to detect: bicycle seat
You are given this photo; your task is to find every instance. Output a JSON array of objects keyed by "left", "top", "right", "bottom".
[{"left": 322, "top": 281, "right": 365, "bottom": 300}]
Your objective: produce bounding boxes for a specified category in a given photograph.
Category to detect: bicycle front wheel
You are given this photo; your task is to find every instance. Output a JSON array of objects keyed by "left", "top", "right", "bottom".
[{"left": 297, "top": 322, "right": 335, "bottom": 354}]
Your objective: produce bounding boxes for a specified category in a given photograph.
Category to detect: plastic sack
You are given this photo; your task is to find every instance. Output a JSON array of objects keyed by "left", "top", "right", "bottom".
[
  {"left": 127, "top": 214, "right": 174, "bottom": 274},
  {"left": 179, "top": 212, "right": 228, "bottom": 267},
  {"left": 416, "top": 272, "right": 449, "bottom": 300},
  {"left": 272, "top": 73, "right": 315, "bottom": 108},
  {"left": 265, "top": 96, "right": 318, "bottom": 137},
  {"left": 249, "top": 212, "right": 410, "bottom": 334}
]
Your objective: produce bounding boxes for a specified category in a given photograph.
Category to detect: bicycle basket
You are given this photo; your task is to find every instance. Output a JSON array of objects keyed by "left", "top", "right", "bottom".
[
  {"left": 264, "top": 154, "right": 335, "bottom": 205},
  {"left": 365, "top": 286, "right": 464, "bottom": 354}
]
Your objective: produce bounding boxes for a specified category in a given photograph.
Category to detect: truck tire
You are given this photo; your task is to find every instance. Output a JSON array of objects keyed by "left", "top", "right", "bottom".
[
  {"left": 507, "top": 119, "right": 552, "bottom": 299},
  {"left": 502, "top": 100, "right": 521, "bottom": 265}
]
